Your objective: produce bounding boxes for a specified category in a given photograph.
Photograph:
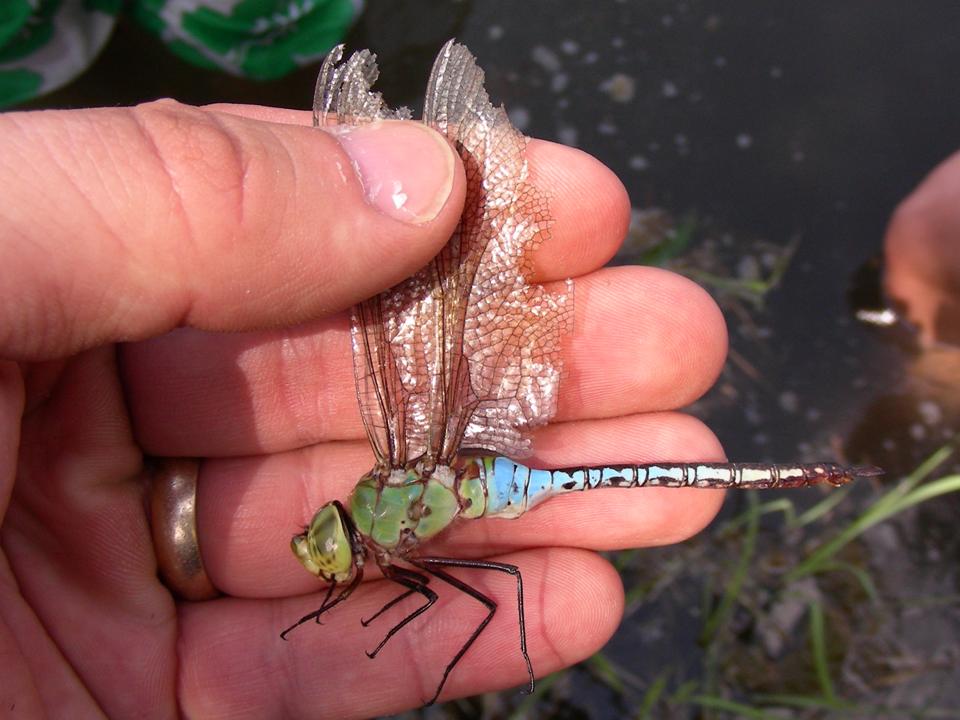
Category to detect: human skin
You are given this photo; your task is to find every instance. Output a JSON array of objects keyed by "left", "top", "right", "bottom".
[
  {"left": 884, "top": 150, "right": 960, "bottom": 345},
  {"left": 0, "top": 101, "right": 727, "bottom": 718}
]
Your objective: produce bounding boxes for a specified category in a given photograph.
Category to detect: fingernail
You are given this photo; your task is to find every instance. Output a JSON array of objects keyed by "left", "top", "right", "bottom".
[{"left": 333, "top": 120, "right": 456, "bottom": 224}]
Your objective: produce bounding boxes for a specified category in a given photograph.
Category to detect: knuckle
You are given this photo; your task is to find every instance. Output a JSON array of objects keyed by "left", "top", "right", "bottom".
[{"left": 130, "top": 100, "right": 250, "bottom": 238}]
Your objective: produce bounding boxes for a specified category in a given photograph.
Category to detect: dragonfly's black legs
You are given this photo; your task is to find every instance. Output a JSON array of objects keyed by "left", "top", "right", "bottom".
[
  {"left": 360, "top": 567, "right": 428, "bottom": 627},
  {"left": 280, "top": 568, "right": 364, "bottom": 640},
  {"left": 411, "top": 557, "right": 535, "bottom": 706},
  {"left": 365, "top": 566, "right": 437, "bottom": 658}
]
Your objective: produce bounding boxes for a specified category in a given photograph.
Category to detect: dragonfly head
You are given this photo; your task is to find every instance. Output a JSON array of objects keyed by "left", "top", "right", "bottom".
[{"left": 290, "top": 500, "right": 359, "bottom": 583}]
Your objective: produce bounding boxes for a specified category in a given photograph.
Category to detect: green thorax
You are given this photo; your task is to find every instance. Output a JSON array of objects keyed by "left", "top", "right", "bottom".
[{"left": 347, "top": 458, "right": 488, "bottom": 553}]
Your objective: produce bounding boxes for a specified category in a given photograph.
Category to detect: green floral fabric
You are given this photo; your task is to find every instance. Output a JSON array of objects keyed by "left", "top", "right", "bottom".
[{"left": 0, "top": 0, "right": 360, "bottom": 108}]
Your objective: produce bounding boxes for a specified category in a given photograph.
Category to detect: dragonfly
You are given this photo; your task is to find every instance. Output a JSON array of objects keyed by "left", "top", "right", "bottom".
[{"left": 282, "top": 40, "right": 883, "bottom": 705}]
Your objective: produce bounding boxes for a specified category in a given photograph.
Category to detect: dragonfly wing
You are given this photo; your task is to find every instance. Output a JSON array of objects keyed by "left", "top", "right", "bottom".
[
  {"left": 314, "top": 46, "right": 415, "bottom": 467},
  {"left": 316, "top": 43, "right": 572, "bottom": 468},
  {"left": 424, "top": 41, "right": 573, "bottom": 461},
  {"left": 313, "top": 44, "right": 413, "bottom": 127}
]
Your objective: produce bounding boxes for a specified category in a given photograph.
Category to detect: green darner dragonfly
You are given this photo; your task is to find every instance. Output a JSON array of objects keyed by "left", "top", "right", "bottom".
[{"left": 282, "top": 40, "right": 882, "bottom": 705}]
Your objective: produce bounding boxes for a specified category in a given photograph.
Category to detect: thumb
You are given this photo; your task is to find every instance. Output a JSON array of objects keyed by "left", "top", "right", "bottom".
[{"left": 0, "top": 101, "right": 464, "bottom": 360}]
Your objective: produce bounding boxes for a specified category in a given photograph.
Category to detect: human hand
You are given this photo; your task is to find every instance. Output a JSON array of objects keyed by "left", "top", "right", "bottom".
[
  {"left": 884, "top": 150, "right": 960, "bottom": 345},
  {"left": 1, "top": 101, "right": 726, "bottom": 717}
]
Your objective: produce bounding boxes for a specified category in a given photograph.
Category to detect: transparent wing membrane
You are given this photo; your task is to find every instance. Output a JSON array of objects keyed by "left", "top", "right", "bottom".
[{"left": 316, "top": 41, "right": 571, "bottom": 470}]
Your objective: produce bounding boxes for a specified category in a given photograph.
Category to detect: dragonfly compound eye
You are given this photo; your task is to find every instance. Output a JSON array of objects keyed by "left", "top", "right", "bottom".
[{"left": 290, "top": 502, "right": 354, "bottom": 582}]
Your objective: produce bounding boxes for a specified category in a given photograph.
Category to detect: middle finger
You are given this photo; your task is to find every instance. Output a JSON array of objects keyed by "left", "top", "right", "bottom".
[{"left": 123, "top": 265, "right": 726, "bottom": 456}]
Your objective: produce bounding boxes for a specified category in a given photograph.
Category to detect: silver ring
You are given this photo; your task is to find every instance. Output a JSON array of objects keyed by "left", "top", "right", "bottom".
[{"left": 149, "top": 458, "right": 220, "bottom": 600}]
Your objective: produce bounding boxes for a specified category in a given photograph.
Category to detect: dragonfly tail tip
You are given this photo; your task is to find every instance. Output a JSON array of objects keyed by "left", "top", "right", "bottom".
[{"left": 850, "top": 464, "right": 885, "bottom": 478}]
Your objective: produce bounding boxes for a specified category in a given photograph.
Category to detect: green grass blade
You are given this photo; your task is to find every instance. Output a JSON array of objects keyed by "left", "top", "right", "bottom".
[
  {"left": 701, "top": 493, "right": 759, "bottom": 644},
  {"left": 586, "top": 651, "right": 626, "bottom": 694},
  {"left": 683, "top": 237, "right": 797, "bottom": 309},
  {"left": 814, "top": 560, "right": 879, "bottom": 602},
  {"left": 637, "top": 213, "right": 697, "bottom": 266},
  {"left": 788, "top": 447, "right": 956, "bottom": 580},
  {"left": 892, "top": 473, "right": 960, "bottom": 507},
  {"left": 751, "top": 693, "right": 857, "bottom": 711},
  {"left": 672, "top": 679, "right": 700, "bottom": 704},
  {"left": 795, "top": 484, "right": 853, "bottom": 527},
  {"left": 683, "top": 270, "right": 773, "bottom": 308},
  {"left": 807, "top": 602, "right": 837, "bottom": 702},
  {"left": 690, "top": 695, "right": 776, "bottom": 719},
  {"left": 720, "top": 498, "right": 797, "bottom": 534},
  {"left": 635, "top": 672, "right": 670, "bottom": 720},
  {"left": 752, "top": 695, "right": 960, "bottom": 717}
]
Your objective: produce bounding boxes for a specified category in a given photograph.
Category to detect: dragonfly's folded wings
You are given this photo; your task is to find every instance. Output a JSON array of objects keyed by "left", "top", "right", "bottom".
[{"left": 316, "top": 41, "right": 572, "bottom": 469}]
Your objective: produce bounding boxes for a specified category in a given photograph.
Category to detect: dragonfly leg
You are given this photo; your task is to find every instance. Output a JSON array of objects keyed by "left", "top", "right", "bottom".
[
  {"left": 366, "top": 566, "right": 437, "bottom": 659},
  {"left": 361, "top": 568, "right": 428, "bottom": 627},
  {"left": 280, "top": 568, "right": 364, "bottom": 640},
  {"left": 411, "top": 557, "right": 535, "bottom": 706}
]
